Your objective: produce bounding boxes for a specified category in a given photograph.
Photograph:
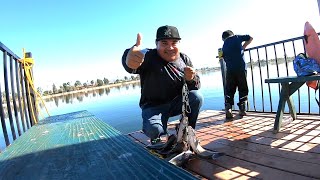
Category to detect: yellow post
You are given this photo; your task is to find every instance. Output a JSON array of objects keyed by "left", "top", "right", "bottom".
[
  {"left": 19, "top": 49, "right": 50, "bottom": 124},
  {"left": 21, "top": 49, "right": 38, "bottom": 125}
]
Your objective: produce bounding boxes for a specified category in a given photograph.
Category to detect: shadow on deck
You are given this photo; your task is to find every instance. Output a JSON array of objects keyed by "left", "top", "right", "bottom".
[
  {"left": 128, "top": 110, "right": 320, "bottom": 180},
  {"left": 0, "top": 111, "right": 196, "bottom": 180}
]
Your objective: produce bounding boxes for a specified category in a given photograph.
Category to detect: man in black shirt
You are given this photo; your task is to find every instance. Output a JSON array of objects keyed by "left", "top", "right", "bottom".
[{"left": 122, "top": 25, "right": 203, "bottom": 144}]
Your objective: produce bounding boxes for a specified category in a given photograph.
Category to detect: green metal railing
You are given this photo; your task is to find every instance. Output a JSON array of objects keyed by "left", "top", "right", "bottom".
[
  {"left": 0, "top": 42, "right": 38, "bottom": 149},
  {"left": 220, "top": 33, "right": 320, "bottom": 115}
]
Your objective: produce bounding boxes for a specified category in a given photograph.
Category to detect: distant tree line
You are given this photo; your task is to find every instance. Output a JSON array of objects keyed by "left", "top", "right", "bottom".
[
  {"left": 39, "top": 75, "right": 139, "bottom": 96},
  {"left": 198, "top": 57, "right": 294, "bottom": 73},
  {"left": 38, "top": 57, "right": 294, "bottom": 96}
]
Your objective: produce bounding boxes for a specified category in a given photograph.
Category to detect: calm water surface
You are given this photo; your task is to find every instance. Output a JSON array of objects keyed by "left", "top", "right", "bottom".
[{"left": 39, "top": 71, "right": 226, "bottom": 134}]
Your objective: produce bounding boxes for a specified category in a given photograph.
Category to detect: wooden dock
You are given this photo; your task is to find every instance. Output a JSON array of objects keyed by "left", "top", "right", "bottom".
[{"left": 128, "top": 110, "right": 320, "bottom": 180}]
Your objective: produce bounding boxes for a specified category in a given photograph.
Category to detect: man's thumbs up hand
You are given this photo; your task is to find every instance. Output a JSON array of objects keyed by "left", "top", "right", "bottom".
[
  {"left": 135, "top": 33, "right": 142, "bottom": 47},
  {"left": 126, "top": 33, "right": 146, "bottom": 70}
]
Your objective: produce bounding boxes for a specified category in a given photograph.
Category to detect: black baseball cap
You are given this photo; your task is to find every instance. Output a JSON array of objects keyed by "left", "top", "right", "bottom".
[
  {"left": 222, "top": 30, "right": 234, "bottom": 41},
  {"left": 156, "top": 25, "right": 181, "bottom": 41}
]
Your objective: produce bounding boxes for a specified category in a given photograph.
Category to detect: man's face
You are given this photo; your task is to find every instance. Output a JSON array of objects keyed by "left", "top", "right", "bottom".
[{"left": 156, "top": 39, "right": 180, "bottom": 62}]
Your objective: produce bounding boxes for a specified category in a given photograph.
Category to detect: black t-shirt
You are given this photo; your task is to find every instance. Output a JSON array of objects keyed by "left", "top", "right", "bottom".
[
  {"left": 122, "top": 49, "right": 200, "bottom": 108},
  {"left": 222, "top": 35, "right": 251, "bottom": 72}
]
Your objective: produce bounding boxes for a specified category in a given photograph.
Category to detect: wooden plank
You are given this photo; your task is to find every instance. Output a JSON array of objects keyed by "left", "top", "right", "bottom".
[
  {"left": 186, "top": 158, "right": 254, "bottom": 180},
  {"left": 204, "top": 139, "right": 320, "bottom": 179},
  {"left": 188, "top": 156, "right": 313, "bottom": 180},
  {"left": 193, "top": 113, "right": 320, "bottom": 178},
  {"left": 194, "top": 115, "right": 320, "bottom": 158},
  {"left": 129, "top": 110, "right": 320, "bottom": 179},
  {"left": 202, "top": 131, "right": 320, "bottom": 163},
  {"left": 129, "top": 125, "right": 318, "bottom": 179}
]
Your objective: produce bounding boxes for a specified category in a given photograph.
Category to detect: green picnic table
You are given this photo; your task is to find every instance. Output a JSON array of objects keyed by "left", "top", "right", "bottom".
[{"left": 265, "top": 74, "right": 320, "bottom": 133}]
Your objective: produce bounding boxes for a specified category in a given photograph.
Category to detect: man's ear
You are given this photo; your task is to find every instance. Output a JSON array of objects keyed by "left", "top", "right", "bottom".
[{"left": 155, "top": 40, "right": 160, "bottom": 50}]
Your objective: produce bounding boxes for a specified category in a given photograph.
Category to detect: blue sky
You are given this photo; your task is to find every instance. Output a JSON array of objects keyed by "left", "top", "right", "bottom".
[{"left": 1, "top": 0, "right": 319, "bottom": 89}]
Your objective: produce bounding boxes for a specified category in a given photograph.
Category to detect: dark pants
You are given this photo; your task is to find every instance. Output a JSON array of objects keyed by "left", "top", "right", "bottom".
[
  {"left": 225, "top": 70, "right": 248, "bottom": 106},
  {"left": 141, "top": 90, "right": 203, "bottom": 140}
]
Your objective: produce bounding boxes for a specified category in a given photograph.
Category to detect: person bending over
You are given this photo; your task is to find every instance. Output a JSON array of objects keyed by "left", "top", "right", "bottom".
[{"left": 221, "top": 30, "right": 253, "bottom": 119}]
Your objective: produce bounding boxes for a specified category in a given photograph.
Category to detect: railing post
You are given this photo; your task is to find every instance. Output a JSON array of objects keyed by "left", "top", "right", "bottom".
[
  {"left": 23, "top": 52, "right": 38, "bottom": 126},
  {"left": 3, "top": 51, "right": 17, "bottom": 140},
  {"left": 19, "top": 62, "right": 31, "bottom": 129},
  {"left": 0, "top": 84, "right": 10, "bottom": 146},
  {"left": 10, "top": 55, "right": 22, "bottom": 136},
  {"left": 15, "top": 59, "right": 27, "bottom": 132}
]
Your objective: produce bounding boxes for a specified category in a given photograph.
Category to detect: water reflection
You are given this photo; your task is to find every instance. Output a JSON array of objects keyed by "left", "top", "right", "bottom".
[{"left": 40, "top": 81, "right": 140, "bottom": 108}]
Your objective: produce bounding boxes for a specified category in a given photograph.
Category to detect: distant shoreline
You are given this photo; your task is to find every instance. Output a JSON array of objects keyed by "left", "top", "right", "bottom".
[
  {"left": 41, "top": 59, "right": 293, "bottom": 99},
  {"left": 42, "top": 80, "right": 140, "bottom": 99}
]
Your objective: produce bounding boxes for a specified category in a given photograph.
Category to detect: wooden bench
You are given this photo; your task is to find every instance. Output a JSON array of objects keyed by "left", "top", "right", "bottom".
[
  {"left": 0, "top": 110, "right": 196, "bottom": 179},
  {"left": 265, "top": 74, "right": 320, "bottom": 133}
]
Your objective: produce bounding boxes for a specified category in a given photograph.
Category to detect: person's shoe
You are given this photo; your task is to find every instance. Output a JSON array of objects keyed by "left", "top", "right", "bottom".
[
  {"left": 225, "top": 109, "right": 233, "bottom": 119},
  {"left": 225, "top": 103, "right": 233, "bottom": 119},
  {"left": 239, "top": 110, "right": 247, "bottom": 116},
  {"left": 238, "top": 103, "right": 247, "bottom": 116},
  {"left": 151, "top": 138, "right": 161, "bottom": 145},
  {"left": 147, "top": 134, "right": 177, "bottom": 151}
]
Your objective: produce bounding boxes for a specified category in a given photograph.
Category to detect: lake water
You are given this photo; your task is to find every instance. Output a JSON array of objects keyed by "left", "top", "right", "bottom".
[{"left": 40, "top": 70, "right": 227, "bottom": 135}]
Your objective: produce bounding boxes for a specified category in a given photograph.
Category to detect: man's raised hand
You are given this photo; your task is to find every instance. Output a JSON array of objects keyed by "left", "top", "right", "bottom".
[
  {"left": 184, "top": 66, "right": 196, "bottom": 81},
  {"left": 126, "top": 33, "right": 145, "bottom": 69}
]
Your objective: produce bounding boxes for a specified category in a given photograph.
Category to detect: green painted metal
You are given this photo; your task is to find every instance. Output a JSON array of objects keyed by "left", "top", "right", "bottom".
[
  {"left": 0, "top": 110, "right": 197, "bottom": 180},
  {"left": 265, "top": 74, "right": 320, "bottom": 83}
]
